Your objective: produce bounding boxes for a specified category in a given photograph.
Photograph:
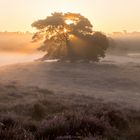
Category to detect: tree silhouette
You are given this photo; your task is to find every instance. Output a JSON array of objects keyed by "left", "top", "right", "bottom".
[{"left": 32, "top": 12, "right": 109, "bottom": 62}]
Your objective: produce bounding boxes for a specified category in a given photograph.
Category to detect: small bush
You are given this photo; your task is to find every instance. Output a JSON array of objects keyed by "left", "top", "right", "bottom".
[
  {"left": 0, "top": 115, "right": 34, "bottom": 140},
  {"left": 0, "top": 105, "right": 139, "bottom": 140},
  {"left": 31, "top": 103, "right": 45, "bottom": 120},
  {"left": 0, "top": 126, "right": 34, "bottom": 140},
  {"left": 37, "top": 111, "right": 117, "bottom": 139}
]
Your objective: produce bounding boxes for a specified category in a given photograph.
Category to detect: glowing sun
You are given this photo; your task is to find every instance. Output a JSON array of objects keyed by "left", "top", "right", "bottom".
[{"left": 65, "top": 19, "right": 74, "bottom": 25}]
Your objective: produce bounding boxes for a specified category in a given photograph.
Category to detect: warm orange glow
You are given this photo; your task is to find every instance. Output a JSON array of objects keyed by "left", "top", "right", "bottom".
[
  {"left": 0, "top": 0, "right": 139, "bottom": 33},
  {"left": 64, "top": 28, "right": 68, "bottom": 33},
  {"left": 69, "top": 34, "right": 75, "bottom": 39},
  {"left": 65, "top": 19, "right": 74, "bottom": 25}
]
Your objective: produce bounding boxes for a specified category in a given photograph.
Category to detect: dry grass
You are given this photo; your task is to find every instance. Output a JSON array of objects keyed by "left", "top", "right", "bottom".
[
  {"left": 0, "top": 84, "right": 139, "bottom": 139},
  {"left": 0, "top": 61, "right": 139, "bottom": 139}
]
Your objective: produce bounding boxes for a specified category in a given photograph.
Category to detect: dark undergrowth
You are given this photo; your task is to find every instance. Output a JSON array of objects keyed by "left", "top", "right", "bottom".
[
  {"left": 0, "top": 107, "right": 140, "bottom": 140},
  {"left": 0, "top": 84, "right": 140, "bottom": 139}
]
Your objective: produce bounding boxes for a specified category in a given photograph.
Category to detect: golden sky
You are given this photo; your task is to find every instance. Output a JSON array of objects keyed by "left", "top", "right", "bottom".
[{"left": 0, "top": 0, "right": 140, "bottom": 33}]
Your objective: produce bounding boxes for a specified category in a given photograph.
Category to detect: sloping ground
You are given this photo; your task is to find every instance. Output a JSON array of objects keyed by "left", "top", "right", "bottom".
[
  {"left": 0, "top": 61, "right": 140, "bottom": 139},
  {"left": 0, "top": 82, "right": 139, "bottom": 140},
  {"left": 0, "top": 61, "right": 139, "bottom": 110}
]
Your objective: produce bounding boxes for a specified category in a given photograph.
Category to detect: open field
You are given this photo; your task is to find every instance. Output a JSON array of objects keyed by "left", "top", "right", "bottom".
[
  {"left": 0, "top": 57, "right": 140, "bottom": 139},
  {"left": 0, "top": 59, "right": 140, "bottom": 109}
]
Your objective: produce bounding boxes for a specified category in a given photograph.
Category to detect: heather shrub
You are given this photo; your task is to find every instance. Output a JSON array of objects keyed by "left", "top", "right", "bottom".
[
  {"left": 0, "top": 116, "right": 35, "bottom": 140},
  {"left": 123, "top": 113, "right": 140, "bottom": 140},
  {"left": 126, "top": 123, "right": 140, "bottom": 140},
  {"left": 37, "top": 111, "right": 117, "bottom": 139},
  {"left": 31, "top": 103, "right": 46, "bottom": 120},
  {"left": 0, "top": 115, "right": 19, "bottom": 129},
  {"left": 0, "top": 103, "right": 139, "bottom": 140},
  {"left": 105, "top": 110, "right": 128, "bottom": 130},
  {"left": 22, "top": 121, "right": 38, "bottom": 133},
  {"left": 0, "top": 126, "right": 34, "bottom": 140},
  {"left": 30, "top": 99, "right": 67, "bottom": 121},
  {"left": 94, "top": 108, "right": 129, "bottom": 130},
  {"left": 40, "top": 100, "right": 67, "bottom": 114}
]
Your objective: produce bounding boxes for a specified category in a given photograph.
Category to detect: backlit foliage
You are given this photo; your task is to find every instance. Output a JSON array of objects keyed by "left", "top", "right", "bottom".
[{"left": 32, "top": 12, "right": 109, "bottom": 61}]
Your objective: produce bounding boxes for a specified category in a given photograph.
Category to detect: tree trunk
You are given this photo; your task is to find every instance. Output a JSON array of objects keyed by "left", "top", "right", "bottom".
[{"left": 66, "top": 39, "right": 75, "bottom": 61}]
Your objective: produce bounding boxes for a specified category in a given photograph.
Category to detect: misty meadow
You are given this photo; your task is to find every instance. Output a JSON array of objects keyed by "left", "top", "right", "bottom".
[{"left": 0, "top": 0, "right": 140, "bottom": 140}]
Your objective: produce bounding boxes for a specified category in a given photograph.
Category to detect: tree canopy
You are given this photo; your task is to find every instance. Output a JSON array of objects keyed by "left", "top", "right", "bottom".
[{"left": 32, "top": 12, "right": 109, "bottom": 62}]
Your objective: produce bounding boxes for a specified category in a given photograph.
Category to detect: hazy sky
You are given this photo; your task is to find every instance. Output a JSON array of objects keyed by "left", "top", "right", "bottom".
[{"left": 0, "top": 0, "right": 140, "bottom": 33}]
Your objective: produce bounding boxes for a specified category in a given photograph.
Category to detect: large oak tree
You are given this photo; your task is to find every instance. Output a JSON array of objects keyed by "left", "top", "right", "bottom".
[{"left": 32, "top": 12, "right": 109, "bottom": 61}]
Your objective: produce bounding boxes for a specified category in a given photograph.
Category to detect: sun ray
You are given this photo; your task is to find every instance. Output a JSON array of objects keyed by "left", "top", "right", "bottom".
[{"left": 65, "top": 19, "right": 74, "bottom": 25}]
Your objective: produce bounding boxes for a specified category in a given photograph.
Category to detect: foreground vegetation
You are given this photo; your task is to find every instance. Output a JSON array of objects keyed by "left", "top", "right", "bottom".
[{"left": 0, "top": 84, "right": 139, "bottom": 140}]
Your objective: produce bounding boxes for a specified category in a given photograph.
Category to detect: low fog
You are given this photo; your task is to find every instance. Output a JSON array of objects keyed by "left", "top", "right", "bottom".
[
  {"left": 0, "top": 32, "right": 44, "bottom": 66},
  {"left": 0, "top": 32, "right": 38, "bottom": 53},
  {"left": 0, "top": 31, "right": 140, "bottom": 66},
  {"left": 108, "top": 32, "right": 140, "bottom": 55},
  {"left": 0, "top": 32, "right": 140, "bottom": 55},
  {"left": 0, "top": 32, "right": 140, "bottom": 140}
]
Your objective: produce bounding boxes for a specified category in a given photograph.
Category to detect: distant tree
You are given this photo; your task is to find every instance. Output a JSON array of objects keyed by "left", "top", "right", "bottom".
[{"left": 32, "top": 12, "right": 109, "bottom": 62}]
